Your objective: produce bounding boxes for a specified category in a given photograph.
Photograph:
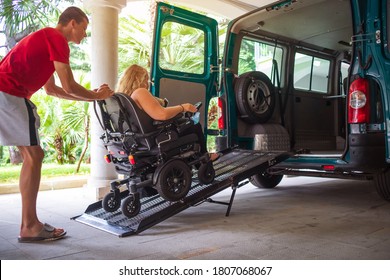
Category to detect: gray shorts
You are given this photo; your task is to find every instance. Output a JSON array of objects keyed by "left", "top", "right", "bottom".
[{"left": 0, "top": 91, "right": 40, "bottom": 146}]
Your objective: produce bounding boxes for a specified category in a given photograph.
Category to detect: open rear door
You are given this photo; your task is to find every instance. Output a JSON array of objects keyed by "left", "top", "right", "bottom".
[{"left": 150, "top": 2, "right": 219, "bottom": 129}]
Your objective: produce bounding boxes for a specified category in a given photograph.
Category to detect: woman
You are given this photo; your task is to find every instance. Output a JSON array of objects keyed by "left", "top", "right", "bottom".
[{"left": 116, "top": 64, "right": 218, "bottom": 161}]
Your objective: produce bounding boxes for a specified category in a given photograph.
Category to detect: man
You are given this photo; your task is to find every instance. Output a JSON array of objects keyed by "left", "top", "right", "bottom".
[{"left": 0, "top": 6, "right": 114, "bottom": 242}]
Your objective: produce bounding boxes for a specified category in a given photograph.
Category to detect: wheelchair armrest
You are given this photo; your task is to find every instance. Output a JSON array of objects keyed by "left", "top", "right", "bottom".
[{"left": 152, "top": 113, "right": 183, "bottom": 126}]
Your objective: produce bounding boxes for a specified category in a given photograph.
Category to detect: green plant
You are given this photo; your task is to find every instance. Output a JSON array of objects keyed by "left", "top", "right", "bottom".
[{"left": 0, "top": 163, "right": 90, "bottom": 183}]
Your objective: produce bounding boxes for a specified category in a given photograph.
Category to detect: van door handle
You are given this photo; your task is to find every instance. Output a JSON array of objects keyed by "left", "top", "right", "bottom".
[{"left": 295, "top": 97, "right": 301, "bottom": 103}]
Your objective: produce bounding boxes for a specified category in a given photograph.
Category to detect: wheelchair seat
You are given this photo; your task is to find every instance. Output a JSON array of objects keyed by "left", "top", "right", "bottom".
[{"left": 94, "top": 93, "right": 215, "bottom": 218}]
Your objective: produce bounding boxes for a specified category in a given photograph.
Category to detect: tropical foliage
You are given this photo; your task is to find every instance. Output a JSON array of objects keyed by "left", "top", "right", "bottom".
[
  {"left": 118, "top": 15, "right": 151, "bottom": 73},
  {"left": 0, "top": 0, "right": 74, "bottom": 50}
]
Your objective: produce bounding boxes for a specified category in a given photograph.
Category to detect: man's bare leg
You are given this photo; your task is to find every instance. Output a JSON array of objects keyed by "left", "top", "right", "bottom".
[{"left": 17, "top": 145, "right": 64, "bottom": 238}]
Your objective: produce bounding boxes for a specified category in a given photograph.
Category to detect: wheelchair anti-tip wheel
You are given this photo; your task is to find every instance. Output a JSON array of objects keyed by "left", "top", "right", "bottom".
[
  {"left": 198, "top": 161, "right": 215, "bottom": 185},
  {"left": 156, "top": 159, "right": 192, "bottom": 201},
  {"left": 102, "top": 191, "right": 121, "bottom": 212},
  {"left": 121, "top": 194, "right": 141, "bottom": 218}
]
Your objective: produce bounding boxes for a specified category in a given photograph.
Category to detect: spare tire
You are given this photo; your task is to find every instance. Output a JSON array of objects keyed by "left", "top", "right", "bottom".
[{"left": 235, "top": 71, "right": 276, "bottom": 124}]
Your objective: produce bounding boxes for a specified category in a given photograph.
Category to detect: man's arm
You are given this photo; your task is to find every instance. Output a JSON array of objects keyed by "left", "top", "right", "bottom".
[
  {"left": 44, "top": 61, "right": 113, "bottom": 101},
  {"left": 44, "top": 75, "right": 84, "bottom": 100}
]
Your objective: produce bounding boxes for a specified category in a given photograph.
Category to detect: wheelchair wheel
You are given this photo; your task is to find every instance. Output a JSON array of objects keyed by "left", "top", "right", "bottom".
[
  {"left": 198, "top": 161, "right": 215, "bottom": 185},
  {"left": 121, "top": 194, "right": 141, "bottom": 218},
  {"left": 102, "top": 191, "right": 121, "bottom": 212},
  {"left": 156, "top": 159, "right": 192, "bottom": 201}
]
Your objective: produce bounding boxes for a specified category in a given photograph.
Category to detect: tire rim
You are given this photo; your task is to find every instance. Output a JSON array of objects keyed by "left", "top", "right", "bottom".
[
  {"left": 247, "top": 80, "right": 272, "bottom": 114},
  {"left": 167, "top": 167, "right": 187, "bottom": 194},
  {"left": 107, "top": 196, "right": 117, "bottom": 209}
]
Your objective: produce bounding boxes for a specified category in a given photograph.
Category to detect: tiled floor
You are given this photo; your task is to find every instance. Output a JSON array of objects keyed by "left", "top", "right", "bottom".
[{"left": 1, "top": 176, "right": 390, "bottom": 260}]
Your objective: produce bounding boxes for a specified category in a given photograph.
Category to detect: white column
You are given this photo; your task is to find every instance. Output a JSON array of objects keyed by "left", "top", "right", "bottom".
[{"left": 84, "top": 0, "right": 127, "bottom": 199}]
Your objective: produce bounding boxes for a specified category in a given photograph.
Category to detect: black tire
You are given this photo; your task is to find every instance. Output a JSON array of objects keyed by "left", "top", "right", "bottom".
[
  {"left": 121, "top": 194, "right": 141, "bottom": 218},
  {"left": 198, "top": 161, "right": 215, "bottom": 185},
  {"left": 102, "top": 191, "right": 121, "bottom": 212},
  {"left": 156, "top": 159, "right": 192, "bottom": 201},
  {"left": 250, "top": 172, "right": 283, "bottom": 188},
  {"left": 374, "top": 170, "right": 390, "bottom": 201},
  {"left": 235, "top": 71, "right": 276, "bottom": 124}
]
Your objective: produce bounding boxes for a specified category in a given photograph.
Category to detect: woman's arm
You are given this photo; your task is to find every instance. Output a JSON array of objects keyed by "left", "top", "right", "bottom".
[{"left": 131, "top": 88, "right": 197, "bottom": 121}]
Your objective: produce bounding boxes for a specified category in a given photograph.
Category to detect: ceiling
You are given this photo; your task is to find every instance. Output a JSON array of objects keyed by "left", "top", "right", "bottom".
[{"left": 150, "top": 0, "right": 276, "bottom": 19}]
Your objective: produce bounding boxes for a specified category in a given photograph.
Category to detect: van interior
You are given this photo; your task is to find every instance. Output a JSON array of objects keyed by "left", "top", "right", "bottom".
[{"left": 230, "top": 0, "right": 352, "bottom": 155}]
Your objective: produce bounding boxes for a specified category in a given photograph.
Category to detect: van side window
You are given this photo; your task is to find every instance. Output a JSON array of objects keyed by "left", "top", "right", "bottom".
[
  {"left": 340, "top": 61, "right": 350, "bottom": 95},
  {"left": 238, "top": 38, "right": 283, "bottom": 86},
  {"left": 159, "top": 21, "right": 205, "bottom": 74},
  {"left": 294, "top": 52, "right": 330, "bottom": 93}
]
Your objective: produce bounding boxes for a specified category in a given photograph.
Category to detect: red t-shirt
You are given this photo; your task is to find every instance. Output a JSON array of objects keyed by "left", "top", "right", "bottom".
[{"left": 0, "top": 27, "right": 70, "bottom": 99}]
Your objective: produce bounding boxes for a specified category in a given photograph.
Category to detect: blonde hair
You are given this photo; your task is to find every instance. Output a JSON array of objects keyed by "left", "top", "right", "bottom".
[{"left": 116, "top": 64, "right": 148, "bottom": 96}]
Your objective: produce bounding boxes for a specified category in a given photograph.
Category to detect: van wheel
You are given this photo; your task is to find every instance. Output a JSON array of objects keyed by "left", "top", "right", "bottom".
[
  {"left": 374, "top": 170, "right": 390, "bottom": 201},
  {"left": 250, "top": 172, "right": 283, "bottom": 188},
  {"left": 235, "top": 71, "right": 276, "bottom": 124}
]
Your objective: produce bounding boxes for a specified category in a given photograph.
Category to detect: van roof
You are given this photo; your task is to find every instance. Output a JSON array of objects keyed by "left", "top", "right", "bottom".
[{"left": 230, "top": 0, "right": 352, "bottom": 53}]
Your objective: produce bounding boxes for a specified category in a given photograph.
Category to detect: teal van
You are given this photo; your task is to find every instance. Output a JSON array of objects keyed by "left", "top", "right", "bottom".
[{"left": 149, "top": 0, "right": 390, "bottom": 202}]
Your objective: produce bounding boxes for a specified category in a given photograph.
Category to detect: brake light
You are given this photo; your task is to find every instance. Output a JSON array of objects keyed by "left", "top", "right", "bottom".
[
  {"left": 322, "top": 165, "right": 335, "bottom": 171},
  {"left": 218, "top": 97, "right": 225, "bottom": 129},
  {"left": 348, "top": 78, "right": 370, "bottom": 124}
]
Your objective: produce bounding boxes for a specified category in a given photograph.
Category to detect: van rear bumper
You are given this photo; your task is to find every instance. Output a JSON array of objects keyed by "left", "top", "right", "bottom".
[
  {"left": 277, "top": 133, "right": 386, "bottom": 173},
  {"left": 347, "top": 133, "right": 386, "bottom": 171}
]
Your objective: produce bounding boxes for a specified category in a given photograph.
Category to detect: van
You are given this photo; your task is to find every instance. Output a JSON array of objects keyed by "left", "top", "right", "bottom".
[{"left": 150, "top": 0, "right": 390, "bottom": 202}]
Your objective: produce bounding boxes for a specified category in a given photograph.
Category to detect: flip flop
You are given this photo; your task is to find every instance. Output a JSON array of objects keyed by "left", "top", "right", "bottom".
[
  {"left": 209, "top": 152, "right": 220, "bottom": 162},
  {"left": 18, "top": 223, "right": 67, "bottom": 243}
]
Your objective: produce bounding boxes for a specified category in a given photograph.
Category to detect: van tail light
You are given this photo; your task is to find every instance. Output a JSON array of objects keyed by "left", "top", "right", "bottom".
[
  {"left": 348, "top": 78, "right": 370, "bottom": 124},
  {"left": 218, "top": 97, "right": 225, "bottom": 129}
]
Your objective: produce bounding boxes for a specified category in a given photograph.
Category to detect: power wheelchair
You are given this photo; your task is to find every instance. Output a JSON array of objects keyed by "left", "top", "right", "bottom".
[{"left": 94, "top": 93, "right": 215, "bottom": 218}]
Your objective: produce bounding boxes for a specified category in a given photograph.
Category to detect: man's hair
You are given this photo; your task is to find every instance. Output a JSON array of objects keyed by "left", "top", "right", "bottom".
[{"left": 58, "top": 6, "right": 89, "bottom": 25}]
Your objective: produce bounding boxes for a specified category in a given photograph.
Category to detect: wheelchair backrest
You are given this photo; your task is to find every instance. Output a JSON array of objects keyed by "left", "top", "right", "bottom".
[{"left": 96, "top": 93, "right": 157, "bottom": 151}]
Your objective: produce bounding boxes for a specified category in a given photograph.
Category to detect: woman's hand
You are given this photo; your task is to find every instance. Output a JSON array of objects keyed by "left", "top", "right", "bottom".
[{"left": 181, "top": 103, "right": 197, "bottom": 113}]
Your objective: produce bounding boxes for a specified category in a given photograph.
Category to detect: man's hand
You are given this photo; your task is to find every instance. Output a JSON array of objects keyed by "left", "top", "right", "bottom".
[{"left": 93, "top": 84, "right": 114, "bottom": 100}]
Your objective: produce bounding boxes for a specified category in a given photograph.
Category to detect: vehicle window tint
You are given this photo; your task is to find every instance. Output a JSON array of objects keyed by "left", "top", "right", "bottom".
[
  {"left": 238, "top": 38, "right": 283, "bottom": 86},
  {"left": 159, "top": 21, "right": 205, "bottom": 74},
  {"left": 294, "top": 52, "right": 330, "bottom": 93}
]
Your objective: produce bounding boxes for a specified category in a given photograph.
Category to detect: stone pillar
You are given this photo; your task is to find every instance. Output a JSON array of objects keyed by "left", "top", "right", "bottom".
[{"left": 84, "top": 0, "right": 127, "bottom": 199}]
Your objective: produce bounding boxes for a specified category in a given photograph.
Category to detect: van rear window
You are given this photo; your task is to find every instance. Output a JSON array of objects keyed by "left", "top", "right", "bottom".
[{"left": 158, "top": 21, "right": 205, "bottom": 75}]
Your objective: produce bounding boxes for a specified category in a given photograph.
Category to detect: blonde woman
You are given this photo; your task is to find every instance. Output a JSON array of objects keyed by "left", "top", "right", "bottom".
[{"left": 116, "top": 64, "right": 218, "bottom": 161}]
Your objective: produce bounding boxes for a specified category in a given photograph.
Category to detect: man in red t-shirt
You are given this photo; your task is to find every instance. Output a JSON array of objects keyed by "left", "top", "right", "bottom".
[{"left": 0, "top": 6, "right": 114, "bottom": 242}]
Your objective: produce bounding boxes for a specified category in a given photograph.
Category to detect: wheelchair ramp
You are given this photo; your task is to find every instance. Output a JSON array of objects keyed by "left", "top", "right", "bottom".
[{"left": 72, "top": 149, "right": 290, "bottom": 237}]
